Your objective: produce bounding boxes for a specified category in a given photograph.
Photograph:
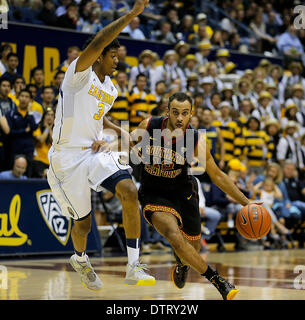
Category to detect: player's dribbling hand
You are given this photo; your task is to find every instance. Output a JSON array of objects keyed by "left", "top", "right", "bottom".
[
  {"left": 131, "top": 0, "right": 149, "bottom": 16},
  {"left": 91, "top": 140, "right": 111, "bottom": 153}
]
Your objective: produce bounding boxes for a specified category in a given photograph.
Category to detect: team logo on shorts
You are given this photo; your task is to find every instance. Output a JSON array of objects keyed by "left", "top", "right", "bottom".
[{"left": 36, "top": 190, "right": 72, "bottom": 246}]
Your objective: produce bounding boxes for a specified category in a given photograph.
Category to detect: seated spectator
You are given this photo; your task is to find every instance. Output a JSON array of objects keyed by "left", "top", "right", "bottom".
[
  {"left": 0, "top": 53, "right": 21, "bottom": 85},
  {"left": 116, "top": 45, "right": 131, "bottom": 75},
  {"left": 30, "top": 67, "right": 45, "bottom": 104},
  {"left": 221, "top": 83, "right": 239, "bottom": 111},
  {"left": 282, "top": 161, "right": 305, "bottom": 218},
  {"left": 122, "top": 17, "right": 145, "bottom": 40},
  {"left": 176, "top": 15, "right": 194, "bottom": 43},
  {"left": 55, "top": 0, "right": 72, "bottom": 17},
  {"left": 252, "top": 177, "right": 283, "bottom": 210},
  {"left": 57, "top": 46, "right": 80, "bottom": 72},
  {"left": 32, "top": 108, "right": 54, "bottom": 178},
  {"left": 198, "top": 76, "right": 214, "bottom": 107},
  {"left": 23, "top": 84, "right": 44, "bottom": 125},
  {"left": 265, "top": 119, "right": 281, "bottom": 163},
  {"left": 151, "top": 96, "right": 168, "bottom": 117},
  {"left": 186, "top": 73, "right": 199, "bottom": 94},
  {"left": 8, "top": 76, "right": 26, "bottom": 105},
  {"left": 252, "top": 90, "right": 277, "bottom": 122},
  {"left": 281, "top": 101, "right": 304, "bottom": 133},
  {"left": 238, "top": 99, "right": 254, "bottom": 125},
  {"left": 190, "top": 23, "right": 209, "bottom": 46},
  {"left": 129, "top": 50, "right": 154, "bottom": 92},
  {"left": 193, "top": 12, "right": 213, "bottom": 40},
  {"left": 57, "top": 2, "right": 80, "bottom": 30},
  {"left": 277, "top": 121, "right": 304, "bottom": 169},
  {"left": 0, "top": 44, "right": 12, "bottom": 77},
  {"left": 215, "top": 49, "right": 230, "bottom": 73},
  {"left": 289, "top": 84, "right": 305, "bottom": 116},
  {"left": 0, "top": 78, "right": 15, "bottom": 116},
  {"left": 195, "top": 40, "right": 211, "bottom": 67},
  {"left": 152, "top": 20, "right": 176, "bottom": 44},
  {"left": 5, "top": 89, "right": 38, "bottom": 171},
  {"left": 277, "top": 24, "right": 304, "bottom": 59},
  {"left": 182, "top": 54, "right": 198, "bottom": 79},
  {"left": 128, "top": 73, "right": 156, "bottom": 132},
  {"left": 236, "top": 116, "right": 273, "bottom": 175},
  {"left": 250, "top": 12, "right": 276, "bottom": 52},
  {"left": 151, "top": 50, "right": 186, "bottom": 93},
  {"left": 279, "top": 61, "right": 305, "bottom": 105},
  {"left": 52, "top": 70, "right": 65, "bottom": 102},
  {"left": 265, "top": 64, "right": 283, "bottom": 86},
  {"left": 153, "top": 80, "right": 166, "bottom": 102},
  {"left": 79, "top": 7, "right": 103, "bottom": 33},
  {"left": 174, "top": 41, "right": 190, "bottom": 68},
  {"left": 109, "top": 71, "right": 130, "bottom": 124},
  {"left": 38, "top": 0, "right": 58, "bottom": 26},
  {"left": 41, "top": 86, "right": 55, "bottom": 112},
  {"left": 212, "top": 101, "right": 241, "bottom": 165},
  {"left": 0, "top": 154, "right": 28, "bottom": 180},
  {"left": 205, "top": 62, "right": 223, "bottom": 92}
]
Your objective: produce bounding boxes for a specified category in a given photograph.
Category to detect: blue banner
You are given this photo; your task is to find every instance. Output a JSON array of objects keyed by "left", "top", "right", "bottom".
[
  {"left": 1, "top": 22, "right": 283, "bottom": 86},
  {"left": 0, "top": 180, "right": 101, "bottom": 257}
]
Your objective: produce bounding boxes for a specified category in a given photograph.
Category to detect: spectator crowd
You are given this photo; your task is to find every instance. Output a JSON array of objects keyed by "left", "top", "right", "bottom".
[{"left": 1, "top": 0, "right": 305, "bottom": 252}]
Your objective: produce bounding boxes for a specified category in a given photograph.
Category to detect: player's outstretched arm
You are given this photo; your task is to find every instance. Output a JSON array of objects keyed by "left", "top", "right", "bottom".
[
  {"left": 196, "top": 133, "right": 250, "bottom": 206},
  {"left": 76, "top": 0, "right": 149, "bottom": 72}
]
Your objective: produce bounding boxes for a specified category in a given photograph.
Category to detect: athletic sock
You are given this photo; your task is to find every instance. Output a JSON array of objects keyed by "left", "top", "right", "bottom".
[
  {"left": 126, "top": 238, "right": 140, "bottom": 266},
  {"left": 74, "top": 250, "right": 87, "bottom": 263},
  {"left": 201, "top": 265, "right": 216, "bottom": 281}
]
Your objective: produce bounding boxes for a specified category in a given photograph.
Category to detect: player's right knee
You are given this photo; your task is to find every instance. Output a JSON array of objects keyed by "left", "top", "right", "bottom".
[
  {"left": 116, "top": 180, "right": 138, "bottom": 202},
  {"left": 73, "top": 218, "right": 91, "bottom": 236}
]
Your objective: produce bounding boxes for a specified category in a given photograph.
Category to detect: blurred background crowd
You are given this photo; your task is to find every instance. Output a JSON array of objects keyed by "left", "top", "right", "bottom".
[{"left": 1, "top": 0, "right": 305, "bottom": 253}]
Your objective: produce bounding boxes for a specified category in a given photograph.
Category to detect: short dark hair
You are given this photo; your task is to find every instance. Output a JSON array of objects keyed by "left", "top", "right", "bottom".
[
  {"left": 202, "top": 107, "right": 212, "bottom": 112},
  {"left": 136, "top": 73, "right": 147, "bottom": 81},
  {"left": 7, "top": 52, "right": 18, "bottom": 60},
  {"left": 0, "top": 78, "right": 12, "bottom": 87},
  {"left": 83, "top": 36, "right": 120, "bottom": 56},
  {"left": 42, "top": 86, "right": 54, "bottom": 93},
  {"left": 30, "top": 66, "right": 44, "bottom": 79},
  {"left": 168, "top": 92, "right": 192, "bottom": 109},
  {"left": 26, "top": 83, "right": 37, "bottom": 91},
  {"left": 13, "top": 76, "right": 25, "bottom": 84},
  {"left": 19, "top": 89, "right": 32, "bottom": 99},
  {"left": 54, "top": 70, "right": 65, "bottom": 79}
]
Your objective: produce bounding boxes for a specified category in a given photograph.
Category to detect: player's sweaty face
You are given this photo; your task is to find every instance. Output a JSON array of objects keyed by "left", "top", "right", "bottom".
[
  {"left": 168, "top": 99, "right": 192, "bottom": 131},
  {"left": 102, "top": 49, "right": 119, "bottom": 76}
]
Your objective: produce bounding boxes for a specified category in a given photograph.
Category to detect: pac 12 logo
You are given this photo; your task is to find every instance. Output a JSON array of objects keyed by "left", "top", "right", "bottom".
[{"left": 36, "top": 190, "right": 71, "bottom": 246}]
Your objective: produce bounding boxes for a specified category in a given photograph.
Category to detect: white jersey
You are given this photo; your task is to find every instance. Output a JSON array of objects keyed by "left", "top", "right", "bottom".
[{"left": 52, "top": 57, "right": 118, "bottom": 148}]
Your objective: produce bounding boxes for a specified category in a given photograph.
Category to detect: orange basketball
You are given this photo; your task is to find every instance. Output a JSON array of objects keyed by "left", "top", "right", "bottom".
[{"left": 236, "top": 204, "right": 271, "bottom": 240}]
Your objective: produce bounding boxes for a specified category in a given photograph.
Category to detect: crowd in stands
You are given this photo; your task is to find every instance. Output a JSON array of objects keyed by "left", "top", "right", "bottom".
[
  {"left": 7, "top": 0, "right": 305, "bottom": 58},
  {"left": 2, "top": 0, "right": 305, "bottom": 252}
]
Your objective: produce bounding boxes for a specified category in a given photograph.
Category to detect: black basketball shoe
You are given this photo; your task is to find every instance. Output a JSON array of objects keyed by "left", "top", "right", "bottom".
[
  {"left": 172, "top": 263, "right": 190, "bottom": 289},
  {"left": 209, "top": 272, "right": 239, "bottom": 300}
]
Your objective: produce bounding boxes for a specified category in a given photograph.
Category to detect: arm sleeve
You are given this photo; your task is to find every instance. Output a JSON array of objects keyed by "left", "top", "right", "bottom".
[{"left": 61, "top": 57, "right": 91, "bottom": 92}]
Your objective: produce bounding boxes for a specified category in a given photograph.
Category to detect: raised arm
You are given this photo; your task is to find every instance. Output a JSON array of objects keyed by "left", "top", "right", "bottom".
[{"left": 76, "top": 0, "right": 149, "bottom": 72}]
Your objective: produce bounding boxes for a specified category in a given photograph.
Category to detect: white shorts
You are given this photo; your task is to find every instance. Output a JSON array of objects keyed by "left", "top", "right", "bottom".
[{"left": 47, "top": 146, "right": 132, "bottom": 220}]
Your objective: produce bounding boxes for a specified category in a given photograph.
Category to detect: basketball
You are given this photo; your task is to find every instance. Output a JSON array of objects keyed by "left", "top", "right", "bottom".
[{"left": 236, "top": 204, "right": 271, "bottom": 240}]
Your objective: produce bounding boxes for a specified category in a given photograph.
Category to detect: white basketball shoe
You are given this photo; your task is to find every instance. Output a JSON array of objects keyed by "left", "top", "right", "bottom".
[
  {"left": 69, "top": 254, "right": 102, "bottom": 291},
  {"left": 124, "top": 261, "right": 156, "bottom": 286}
]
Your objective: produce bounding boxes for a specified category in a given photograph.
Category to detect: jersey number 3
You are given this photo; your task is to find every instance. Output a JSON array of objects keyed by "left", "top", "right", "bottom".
[{"left": 94, "top": 102, "right": 105, "bottom": 120}]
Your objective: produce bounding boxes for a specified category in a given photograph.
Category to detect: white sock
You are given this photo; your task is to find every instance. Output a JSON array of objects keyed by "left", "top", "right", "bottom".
[
  {"left": 74, "top": 252, "right": 87, "bottom": 263},
  {"left": 127, "top": 246, "right": 139, "bottom": 266}
]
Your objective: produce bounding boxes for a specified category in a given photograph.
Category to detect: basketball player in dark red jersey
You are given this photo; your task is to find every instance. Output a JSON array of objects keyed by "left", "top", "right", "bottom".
[{"left": 131, "top": 92, "right": 254, "bottom": 300}]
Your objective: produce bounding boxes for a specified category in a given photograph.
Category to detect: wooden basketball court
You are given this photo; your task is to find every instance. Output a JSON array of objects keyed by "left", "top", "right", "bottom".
[{"left": 1, "top": 249, "right": 305, "bottom": 300}]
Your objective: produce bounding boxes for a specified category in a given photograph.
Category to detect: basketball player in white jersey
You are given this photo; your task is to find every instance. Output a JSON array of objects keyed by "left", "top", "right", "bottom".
[{"left": 47, "top": 0, "right": 155, "bottom": 290}]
